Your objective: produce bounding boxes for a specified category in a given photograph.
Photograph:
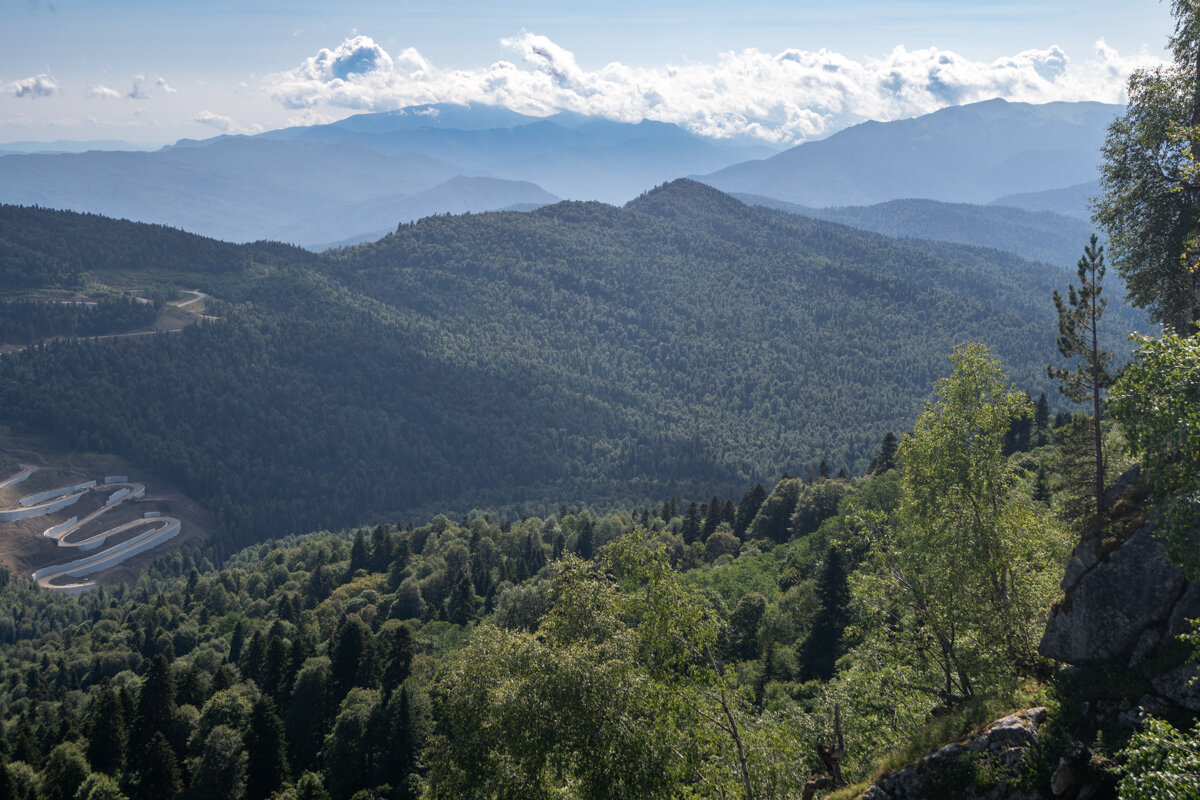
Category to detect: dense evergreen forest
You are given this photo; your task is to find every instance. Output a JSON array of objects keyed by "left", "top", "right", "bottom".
[
  {"left": 0, "top": 183, "right": 1144, "bottom": 552},
  {"left": 0, "top": 365, "right": 1183, "bottom": 800},
  {"left": 0, "top": 413, "right": 1061, "bottom": 800},
  {"left": 0, "top": 298, "right": 158, "bottom": 345}
]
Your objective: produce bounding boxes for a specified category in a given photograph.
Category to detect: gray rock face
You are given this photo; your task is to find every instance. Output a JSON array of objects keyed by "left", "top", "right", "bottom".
[
  {"left": 1040, "top": 525, "right": 1190, "bottom": 664},
  {"left": 1168, "top": 581, "right": 1200, "bottom": 637},
  {"left": 862, "top": 708, "right": 1048, "bottom": 799},
  {"left": 1151, "top": 663, "right": 1200, "bottom": 711}
]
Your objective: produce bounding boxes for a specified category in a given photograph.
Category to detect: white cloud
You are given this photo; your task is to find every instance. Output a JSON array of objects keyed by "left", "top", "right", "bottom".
[
  {"left": 84, "top": 84, "right": 121, "bottom": 100},
  {"left": 191, "top": 110, "right": 263, "bottom": 135},
  {"left": 263, "top": 33, "right": 1163, "bottom": 143},
  {"left": 128, "top": 74, "right": 150, "bottom": 99},
  {"left": 127, "top": 74, "right": 175, "bottom": 100},
  {"left": 5, "top": 73, "right": 59, "bottom": 99}
]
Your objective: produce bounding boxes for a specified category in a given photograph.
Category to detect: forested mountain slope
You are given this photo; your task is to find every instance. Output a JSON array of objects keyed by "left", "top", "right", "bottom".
[{"left": 0, "top": 188, "right": 1141, "bottom": 552}]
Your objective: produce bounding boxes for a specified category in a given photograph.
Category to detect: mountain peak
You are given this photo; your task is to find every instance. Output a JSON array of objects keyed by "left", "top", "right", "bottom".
[{"left": 624, "top": 178, "right": 748, "bottom": 219}]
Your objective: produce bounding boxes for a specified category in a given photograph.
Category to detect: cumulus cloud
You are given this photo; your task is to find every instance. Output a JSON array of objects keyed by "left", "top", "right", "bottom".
[
  {"left": 127, "top": 74, "right": 175, "bottom": 100},
  {"left": 264, "top": 33, "right": 1163, "bottom": 143},
  {"left": 5, "top": 73, "right": 59, "bottom": 99},
  {"left": 128, "top": 74, "right": 150, "bottom": 99},
  {"left": 84, "top": 84, "right": 121, "bottom": 100},
  {"left": 192, "top": 110, "right": 262, "bottom": 135}
]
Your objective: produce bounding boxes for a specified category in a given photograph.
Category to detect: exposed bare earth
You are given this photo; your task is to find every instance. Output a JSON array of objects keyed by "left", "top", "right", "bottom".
[{"left": 0, "top": 431, "right": 211, "bottom": 588}]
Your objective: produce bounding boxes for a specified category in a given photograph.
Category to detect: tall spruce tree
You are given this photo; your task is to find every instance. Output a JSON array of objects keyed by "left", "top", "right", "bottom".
[
  {"left": 867, "top": 432, "right": 898, "bottom": 475},
  {"left": 797, "top": 548, "right": 851, "bottom": 682},
  {"left": 129, "top": 655, "right": 175, "bottom": 757},
  {"left": 85, "top": 689, "right": 126, "bottom": 775},
  {"left": 733, "top": 484, "right": 767, "bottom": 538},
  {"left": 1048, "top": 235, "right": 1116, "bottom": 521},
  {"left": 245, "top": 697, "right": 289, "bottom": 800},
  {"left": 131, "top": 733, "right": 181, "bottom": 800}
]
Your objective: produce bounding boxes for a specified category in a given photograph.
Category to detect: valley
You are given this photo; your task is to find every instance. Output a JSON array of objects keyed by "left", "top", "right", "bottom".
[
  {"left": 0, "top": 46, "right": 1194, "bottom": 795},
  {"left": 0, "top": 184, "right": 1147, "bottom": 558}
]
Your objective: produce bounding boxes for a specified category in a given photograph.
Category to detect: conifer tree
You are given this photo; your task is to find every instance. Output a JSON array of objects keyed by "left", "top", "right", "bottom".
[
  {"left": 797, "top": 548, "right": 850, "bottom": 682},
  {"left": 1034, "top": 393, "right": 1050, "bottom": 444},
  {"left": 385, "top": 688, "right": 417, "bottom": 799},
  {"left": 262, "top": 635, "right": 291, "bottom": 703},
  {"left": 348, "top": 530, "right": 370, "bottom": 576},
  {"left": 130, "top": 733, "right": 181, "bottom": 800},
  {"left": 446, "top": 570, "right": 477, "bottom": 625},
  {"left": 241, "top": 630, "right": 267, "bottom": 685},
  {"left": 332, "top": 618, "right": 378, "bottom": 698},
  {"left": 130, "top": 655, "right": 175, "bottom": 756},
  {"left": 1048, "top": 235, "right": 1116, "bottom": 520},
  {"left": 574, "top": 517, "right": 595, "bottom": 561},
  {"left": 867, "top": 432, "right": 898, "bottom": 475},
  {"left": 85, "top": 689, "right": 126, "bottom": 775},
  {"left": 733, "top": 484, "right": 766, "bottom": 538},
  {"left": 383, "top": 627, "right": 414, "bottom": 694},
  {"left": 681, "top": 501, "right": 702, "bottom": 545},
  {"left": 245, "top": 697, "right": 289, "bottom": 800}
]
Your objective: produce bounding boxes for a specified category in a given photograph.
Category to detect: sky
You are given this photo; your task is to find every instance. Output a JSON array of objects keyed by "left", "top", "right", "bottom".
[{"left": 0, "top": 0, "right": 1176, "bottom": 147}]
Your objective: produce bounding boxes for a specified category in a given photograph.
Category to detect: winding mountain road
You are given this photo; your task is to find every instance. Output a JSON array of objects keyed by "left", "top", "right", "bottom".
[{"left": 0, "top": 468, "right": 181, "bottom": 593}]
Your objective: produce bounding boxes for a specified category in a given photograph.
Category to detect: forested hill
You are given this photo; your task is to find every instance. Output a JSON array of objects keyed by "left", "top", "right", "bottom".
[
  {"left": 0, "top": 187, "right": 1139, "bottom": 550},
  {"left": 0, "top": 205, "right": 317, "bottom": 290}
]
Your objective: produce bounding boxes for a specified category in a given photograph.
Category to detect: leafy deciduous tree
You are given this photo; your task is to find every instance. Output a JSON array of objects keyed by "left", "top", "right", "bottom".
[
  {"left": 1095, "top": 0, "right": 1200, "bottom": 333},
  {"left": 1111, "top": 332, "right": 1200, "bottom": 574}
]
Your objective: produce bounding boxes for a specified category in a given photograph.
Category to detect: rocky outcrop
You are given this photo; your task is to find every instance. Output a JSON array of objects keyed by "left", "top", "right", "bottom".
[
  {"left": 1039, "top": 523, "right": 1193, "bottom": 667},
  {"left": 860, "top": 708, "right": 1048, "bottom": 800}
]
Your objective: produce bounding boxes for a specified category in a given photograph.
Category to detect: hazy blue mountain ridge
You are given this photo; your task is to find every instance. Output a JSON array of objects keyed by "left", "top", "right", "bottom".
[
  {"left": 0, "top": 103, "right": 774, "bottom": 247},
  {"left": 700, "top": 99, "right": 1121, "bottom": 208},
  {"left": 736, "top": 194, "right": 1097, "bottom": 268}
]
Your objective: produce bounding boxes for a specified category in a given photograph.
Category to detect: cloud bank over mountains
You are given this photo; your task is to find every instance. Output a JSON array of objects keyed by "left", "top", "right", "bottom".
[{"left": 265, "top": 33, "right": 1158, "bottom": 143}]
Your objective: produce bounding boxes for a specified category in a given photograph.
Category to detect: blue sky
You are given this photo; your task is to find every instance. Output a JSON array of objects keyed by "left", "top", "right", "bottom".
[{"left": 0, "top": 0, "right": 1174, "bottom": 146}]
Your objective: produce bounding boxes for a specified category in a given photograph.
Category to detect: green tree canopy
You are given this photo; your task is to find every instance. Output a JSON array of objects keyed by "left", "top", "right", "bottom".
[
  {"left": 1111, "top": 332, "right": 1200, "bottom": 573},
  {"left": 1095, "top": 0, "right": 1200, "bottom": 332},
  {"left": 855, "top": 344, "right": 1069, "bottom": 702}
]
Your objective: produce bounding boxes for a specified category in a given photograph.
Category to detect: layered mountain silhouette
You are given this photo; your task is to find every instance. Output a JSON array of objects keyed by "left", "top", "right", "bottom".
[
  {"left": 736, "top": 195, "right": 1096, "bottom": 268},
  {"left": 0, "top": 104, "right": 772, "bottom": 248},
  {"left": 0, "top": 99, "right": 1119, "bottom": 251},
  {"left": 699, "top": 99, "right": 1120, "bottom": 214}
]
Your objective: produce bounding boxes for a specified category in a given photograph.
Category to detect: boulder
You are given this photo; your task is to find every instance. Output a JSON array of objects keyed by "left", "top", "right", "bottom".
[
  {"left": 861, "top": 708, "right": 1048, "bottom": 799},
  {"left": 1040, "top": 524, "right": 1189, "bottom": 664},
  {"left": 1151, "top": 663, "right": 1200, "bottom": 711}
]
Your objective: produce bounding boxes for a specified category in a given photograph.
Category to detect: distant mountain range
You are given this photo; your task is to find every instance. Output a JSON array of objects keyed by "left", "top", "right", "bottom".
[
  {"left": 0, "top": 98, "right": 1118, "bottom": 251},
  {"left": 0, "top": 139, "right": 157, "bottom": 156},
  {"left": 994, "top": 181, "right": 1098, "bottom": 221},
  {"left": 736, "top": 195, "right": 1097, "bottom": 268},
  {"left": 700, "top": 99, "right": 1119, "bottom": 216},
  {"left": 0, "top": 104, "right": 774, "bottom": 248}
]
